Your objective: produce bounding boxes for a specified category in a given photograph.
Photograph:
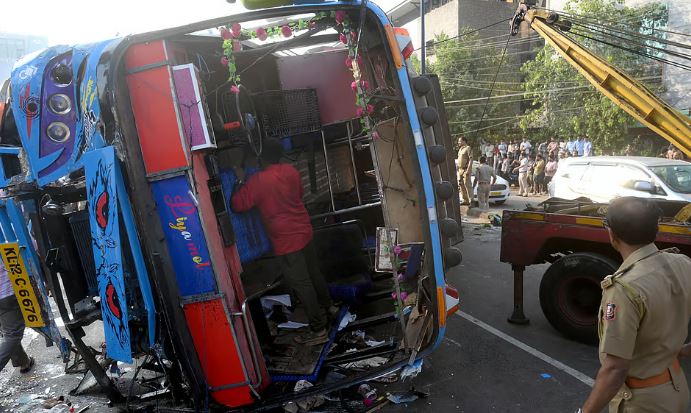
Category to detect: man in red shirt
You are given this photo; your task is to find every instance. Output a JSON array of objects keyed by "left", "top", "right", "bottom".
[{"left": 231, "top": 138, "right": 335, "bottom": 345}]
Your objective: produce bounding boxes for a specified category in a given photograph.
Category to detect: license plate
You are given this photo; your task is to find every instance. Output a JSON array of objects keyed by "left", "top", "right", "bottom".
[
  {"left": 490, "top": 191, "right": 502, "bottom": 196},
  {"left": 0, "top": 243, "right": 45, "bottom": 327}
]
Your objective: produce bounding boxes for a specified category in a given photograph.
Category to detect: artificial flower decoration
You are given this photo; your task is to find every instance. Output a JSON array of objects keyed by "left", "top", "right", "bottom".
[
  {"left": 256, "top": 27, "right": 268, "bottom": 41},
  {"left": 230, "top": 85, "right": 240, "bottom": 94},
  {"left": 231, "top": 23, "right": 242, "bottom": 37},
  {"left": 219, "top": 11, "right": 376, "bottom": 135},
  {"left": 220, "top": 27, "right": 233, "bottom": 40}
]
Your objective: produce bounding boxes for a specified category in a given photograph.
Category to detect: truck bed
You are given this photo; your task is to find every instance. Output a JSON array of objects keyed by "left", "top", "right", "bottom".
[{"left": 500, "top": 198, "right": 691, "bottom": 267}]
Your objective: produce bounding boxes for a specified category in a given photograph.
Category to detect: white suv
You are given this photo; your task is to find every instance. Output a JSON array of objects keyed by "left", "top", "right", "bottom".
[{"left": 549, "top": 156, "right": 691, "bottom": 203}]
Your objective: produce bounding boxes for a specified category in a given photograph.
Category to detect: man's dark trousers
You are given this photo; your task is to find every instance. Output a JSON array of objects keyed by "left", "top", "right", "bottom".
[
  {"left": 277, "top": 241, "right": 333, "bottom": 332},
  {"left": 0, "top": 295, "right": 30, "bottom": 372}
]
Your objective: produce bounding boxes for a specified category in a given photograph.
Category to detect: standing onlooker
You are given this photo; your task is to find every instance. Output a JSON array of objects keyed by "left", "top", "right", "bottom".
[
  {"left": 532, "top": 154, "right": 546, "bottom": 195},
  {"left": 583, "top": 136, "right": 593, "bottom": 157},
  {"left": 473, "top": 156, "right": 496, "bottom": 211},
  {"left": 624, "top": 144, "right": 634, "bottom": 157},
  {"left": 547, "top": 137, "right": 558, "bottom": 157},
  {"left": 0, "top": 262, "right": 35, "bottom": 374},
  {"left": 559, "top": 139, "right": 566, "bottom": 151},
  {"left": 566, "top": 138, "right": 576, "bottom": 154},
  {"left": 575, "top": 136, "right": 585, "bottom": 157},
  {"left": 457, "top": 136, "right": 473, "bottom": 206},
  {"left": 500, "top": 154, "right": 510, "bottom": 180},
  {"left": 520, "top": 138, "right": 532, "bottom": 156},
  {"left": 515, "top": 153, "right": 530, "bottom": 197},
  {"left": 544, "top": 154, "right": 558, "bottom": 192},
  {"left": 537, "top": 140, "right": 548, "bottom": 157},
  {"left": 498, "top": 140, "right": 508, "bottom": 158},
  {"left": 485, "top": 141, "right": 495, "bottom": 168},
  {"left": 526, "top": 154, "right": 536, "bottom": 193},
  {"left": 672, "top": 147, "right": 685, "bottom": 160}
]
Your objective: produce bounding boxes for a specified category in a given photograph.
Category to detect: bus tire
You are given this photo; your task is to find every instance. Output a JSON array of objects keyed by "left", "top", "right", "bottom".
[{"left": 539, "top": 252, "right": 618, "bottom": 345}]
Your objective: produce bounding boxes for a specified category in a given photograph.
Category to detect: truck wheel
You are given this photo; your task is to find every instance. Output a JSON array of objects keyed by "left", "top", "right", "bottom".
[{"left": 539, "top": 253, "right": 618, "bottom": 344}]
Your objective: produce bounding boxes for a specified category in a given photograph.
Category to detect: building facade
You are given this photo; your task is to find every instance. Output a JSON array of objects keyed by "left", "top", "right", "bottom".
[{"left": 0, "top": 34, "right": 48, "bottom": 81}]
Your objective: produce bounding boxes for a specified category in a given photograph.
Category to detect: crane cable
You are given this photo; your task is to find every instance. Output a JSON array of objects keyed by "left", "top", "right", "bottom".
[{"left": 475, "top": 32, "right": 512, "bottom": 130}]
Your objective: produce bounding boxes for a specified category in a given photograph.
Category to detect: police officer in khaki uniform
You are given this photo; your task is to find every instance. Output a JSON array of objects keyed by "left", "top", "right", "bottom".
[
  {"left": 579, "top": 197, "right": 691, "bottom": 413},
  {"left": 457, "top": 136, "right": 473, "bottom": 206}
]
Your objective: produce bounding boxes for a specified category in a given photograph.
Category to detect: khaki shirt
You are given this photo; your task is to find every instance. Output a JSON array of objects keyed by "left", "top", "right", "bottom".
[
  {"left": 598, "top": 243, "right": 691, "bottom": 378},
  {"left": 457, "top": 146, "right": 472, "bottom": 173},
  {"left": 476, "top": 164, "right": 495, "bottom": 184}
]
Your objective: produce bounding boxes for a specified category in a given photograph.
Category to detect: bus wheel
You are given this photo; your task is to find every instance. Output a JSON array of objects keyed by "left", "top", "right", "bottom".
[{"left": 539, "top": 253, "right": 618, "bottom": 345}]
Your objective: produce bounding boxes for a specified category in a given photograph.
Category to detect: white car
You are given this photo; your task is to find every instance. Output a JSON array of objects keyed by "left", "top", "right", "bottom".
[{"left": 548, "top": 156, "right": 691, "bottom": 203}]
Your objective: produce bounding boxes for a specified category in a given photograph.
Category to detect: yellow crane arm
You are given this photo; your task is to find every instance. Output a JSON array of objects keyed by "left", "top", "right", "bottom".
[{"left": 516, "top": 7, "right": 691, "bottom": 157}]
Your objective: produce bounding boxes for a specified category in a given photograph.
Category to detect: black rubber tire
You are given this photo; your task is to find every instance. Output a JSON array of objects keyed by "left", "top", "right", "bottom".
[{"left": 539, "top": 253, "right": 618, "bottom": 344}]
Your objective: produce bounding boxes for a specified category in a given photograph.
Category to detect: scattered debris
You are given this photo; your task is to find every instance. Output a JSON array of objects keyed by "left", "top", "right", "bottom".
[
  {"left": 283, "top": 380, "right": 325, "bottom": 412},
  {"left": 386, "top": 390, "right": 421, "bottom": 404},
  {"left": 488, "top": 214, "right": 502, "bottom": 226},
  {"left": 339, "top": 356, "right": 388, "bottom": 369},
  {"left": 358, "top": 383, "right": 377, "bottom": 407},
  {"left": 400, "top": 359, "right": 423, "bottom": 380},
  {"left": 42, "top": 396, "right": 65, "bottom": 409},
  {"left": 278, "top": 321, "right": 309, "bottom": 329},
  {"left": 338, "top": 311, "right": 357, "bottom": 331},
  {"left": 540, "top": 373, "right": 552, "bottom": 379}
]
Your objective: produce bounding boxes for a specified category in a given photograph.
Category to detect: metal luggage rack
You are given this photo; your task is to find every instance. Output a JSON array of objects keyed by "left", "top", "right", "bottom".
[{"left": 253, "top": 89, "right": 321, "bottom": 138}]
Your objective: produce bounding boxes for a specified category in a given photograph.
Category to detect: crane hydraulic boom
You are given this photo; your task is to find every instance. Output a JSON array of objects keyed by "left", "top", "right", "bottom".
[{"left": 511, "top": 5, "right": 691, "bottom": 158}]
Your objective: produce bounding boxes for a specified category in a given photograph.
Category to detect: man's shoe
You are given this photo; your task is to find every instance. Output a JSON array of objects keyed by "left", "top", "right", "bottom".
[
  {"left": 20, "top": 357, "right": 34, "bottom": 374},
  {"left": 294, "top": 329, "right": 329, "bottom": 346}
]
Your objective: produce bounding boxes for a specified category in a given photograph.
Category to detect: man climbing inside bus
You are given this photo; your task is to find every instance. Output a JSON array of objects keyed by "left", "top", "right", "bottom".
[{"left": 231, "top": 138, "right": 337, "bottom": 346}]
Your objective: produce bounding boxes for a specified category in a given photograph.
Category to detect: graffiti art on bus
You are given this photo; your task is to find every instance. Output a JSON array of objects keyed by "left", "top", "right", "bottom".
[{"left": 84, "top": 148, "right": 132, "bottom": 362}]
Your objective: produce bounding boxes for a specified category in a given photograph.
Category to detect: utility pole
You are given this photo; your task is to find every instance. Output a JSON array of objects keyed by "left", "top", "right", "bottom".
[{"left": 420, "top": 0, "right": 425, "bottom": 74}]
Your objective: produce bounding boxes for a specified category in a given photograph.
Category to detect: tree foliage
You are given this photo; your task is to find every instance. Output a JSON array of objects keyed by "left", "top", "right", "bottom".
[
  {"left": 519, "top": 0, "right": 669, "bottom": 153},
  {"left": 426, "top": 31, "right": 523, "bottom": 148}
]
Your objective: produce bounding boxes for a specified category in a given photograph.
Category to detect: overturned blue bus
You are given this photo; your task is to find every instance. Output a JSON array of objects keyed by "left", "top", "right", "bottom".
[{"left": 0, "top": 1, "right": 461, "bottom": 409}]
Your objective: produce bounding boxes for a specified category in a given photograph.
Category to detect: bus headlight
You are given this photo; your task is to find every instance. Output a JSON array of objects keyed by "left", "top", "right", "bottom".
[
  {"left": 46, "top": 122, "right": 71, "bottom": 142},
  {"left": 48, "top": 94, "right": 72, "bottom": 115}
]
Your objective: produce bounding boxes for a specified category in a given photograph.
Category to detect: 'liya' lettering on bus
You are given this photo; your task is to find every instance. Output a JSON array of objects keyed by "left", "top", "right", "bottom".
[{"left": 165, "top": 198, "right": 210, "bottom": 269}]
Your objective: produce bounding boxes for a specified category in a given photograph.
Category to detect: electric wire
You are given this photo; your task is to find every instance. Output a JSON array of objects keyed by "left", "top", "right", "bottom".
[
  {"left": 550, "top": 8, "right": 691, "bottom": 38},
  {"left": 567, "top": 19, "right": 691, "bottom": 52},
  {"left": 475, "top": 33, "right": 512, "bottom": 128},
  {"left": 414, "top": 18, "right": 512, "bottom": 51},
  {"left": 565, "top": 21, "right": 691, "bottom": 61},
  {"left": 565, "top": 29, "right": 691, "bottom": 71}
]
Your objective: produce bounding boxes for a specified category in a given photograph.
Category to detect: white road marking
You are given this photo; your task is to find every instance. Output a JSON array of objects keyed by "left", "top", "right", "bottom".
[
  {"left": 455, "top": 310, "right": 595, "bottom": 387},
  {"left": 444, "top": 337, "right": 463, "bottom": 348}
]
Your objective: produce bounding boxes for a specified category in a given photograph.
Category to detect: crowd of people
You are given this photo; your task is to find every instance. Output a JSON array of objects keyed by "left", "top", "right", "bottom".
[{"left": 474, "top": 137, "right": 593, "bottom": 198}]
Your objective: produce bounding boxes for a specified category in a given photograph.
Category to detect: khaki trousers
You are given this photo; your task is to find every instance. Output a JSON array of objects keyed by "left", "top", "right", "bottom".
[
  {"left": 610, "top": 369, "right": 689, "bottom": 413},
  {"left": 459, "top": 172, "right": 472, "bottom": 204}
]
